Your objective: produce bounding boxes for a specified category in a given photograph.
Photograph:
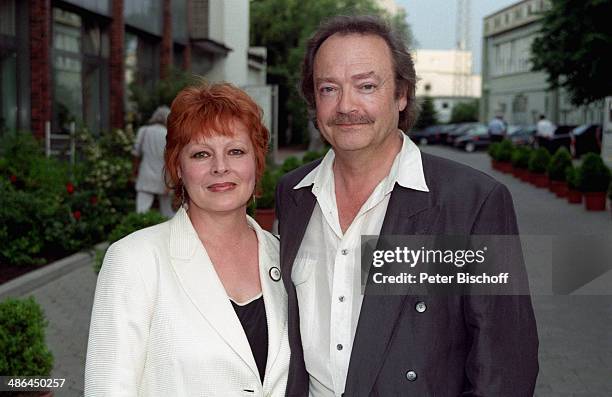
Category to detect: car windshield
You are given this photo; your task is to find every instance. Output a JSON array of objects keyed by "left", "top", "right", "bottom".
[{"left": 468, "top": 125, "right": 488, "bottom": 135}]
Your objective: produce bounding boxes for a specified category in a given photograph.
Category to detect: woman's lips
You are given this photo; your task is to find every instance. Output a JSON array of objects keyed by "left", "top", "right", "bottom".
[{"left": 207, "top": 182, "right": 236, "bottom": 192}]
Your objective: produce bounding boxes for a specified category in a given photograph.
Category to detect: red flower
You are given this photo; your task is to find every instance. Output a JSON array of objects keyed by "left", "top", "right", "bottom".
[
  {"left": 66, "top": 182, "right": 75, "bottom": 194},
  {"left": 9, "top": 175, "right": 17, "bottom": 183},
  {"left": 72, "top": 210, "right": 81, "bottom": 220},
  {"left": 89, "top": 195, "right": 98, "bottom": 205}
]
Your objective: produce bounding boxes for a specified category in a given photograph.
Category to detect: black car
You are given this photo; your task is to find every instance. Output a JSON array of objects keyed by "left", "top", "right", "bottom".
[
  {"left": 535, "top": 125, "right": 577, "bottom": 154},
  {"left": 410, "top": 125, "right": 444, "bottom": 145},
  {"left": 570, "top": 124, "right": 602, "bottom": 157},
  {"left": 508, "top": 125, "right": 536, "bottom": 146},
  {"left": 445, "top": 123, "right": 479, "bottom": 145},
  {"left": 453, "top": 124, "right": 489, "bottom": 152}
]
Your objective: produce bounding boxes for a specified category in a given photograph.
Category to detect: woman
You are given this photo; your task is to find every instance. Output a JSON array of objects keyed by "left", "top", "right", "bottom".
[
  {"left": 85, "top": 83, "right": 289, "bottom": 396},
  {"left": 132, "top": 105, "right": 174, "bottom": 217}
]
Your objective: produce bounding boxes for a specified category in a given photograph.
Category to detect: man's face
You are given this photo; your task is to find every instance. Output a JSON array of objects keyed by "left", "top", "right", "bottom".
[{"left": 313, "top": 33, "right": 407, "bottom": 154}]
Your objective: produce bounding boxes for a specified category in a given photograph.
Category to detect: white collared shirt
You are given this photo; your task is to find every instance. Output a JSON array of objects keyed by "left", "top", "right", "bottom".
[{"left": 291, "top": 132, "right": 429, "bottom": 396}]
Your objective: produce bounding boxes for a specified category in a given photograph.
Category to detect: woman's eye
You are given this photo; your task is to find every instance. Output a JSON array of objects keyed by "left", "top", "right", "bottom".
[
  {"left": 229, "top": 148, "right": 245, "bottom": 155},
  {"left": 319, "top": 86, "right": 336, "bottom": 95},
  {"left": 192, "top": 151, "right": 209, "bottom": 159}
]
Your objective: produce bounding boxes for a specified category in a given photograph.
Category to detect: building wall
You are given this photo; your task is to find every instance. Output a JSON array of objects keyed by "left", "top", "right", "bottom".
[{"left": 481, "top": 0, "right": 602, "bottom": 126}]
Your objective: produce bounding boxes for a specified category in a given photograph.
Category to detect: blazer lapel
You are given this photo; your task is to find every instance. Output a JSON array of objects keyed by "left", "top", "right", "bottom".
[
  {"left": 168, "top": 209, "right": 259, "bottom": 379},
  {"left": 344, "top": 185, "right": 439, "bottom": 396},
  {"left": 248, "top": 216, "right": 287, "bottom": 388}
]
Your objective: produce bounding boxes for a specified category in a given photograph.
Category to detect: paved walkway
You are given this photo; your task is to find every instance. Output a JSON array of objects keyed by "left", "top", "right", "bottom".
[{"left": 9, "top": 145, "right": 612, "bottom": 396}]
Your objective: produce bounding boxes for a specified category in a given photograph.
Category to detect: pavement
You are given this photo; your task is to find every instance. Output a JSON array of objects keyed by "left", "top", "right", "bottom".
[{"left": 2, "top": 145, "right": 611, "bottom": 396}]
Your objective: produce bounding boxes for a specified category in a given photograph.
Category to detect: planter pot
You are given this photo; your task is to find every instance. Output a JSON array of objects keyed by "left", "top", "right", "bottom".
[
  {"left": 531, "top": 173, "right": 548, "bottom": 188},
  {"left": 550, "top": 180, "right": 568, "bottom": 198},
  {"left": 511, "top": 166, "right": 521, "bottom": 177},
  {"left": 547, "top": 178, "right": 556, "bottom": 193},
  {"left": 254, "top": 208, "right": 275, "bottom": 231},
  {"left": 584, "top": 192, "right": 607, "bottom": 211},
  {"left": 567, "top": 189, "right": 582, "bottom": 204},
  {"left": 498, "top": 161, "right": 512, "bottom": 173},
  {"left": 491, "top": 159, "right": 499, "bottom": 170},
  {"left": 516, "top": 168, "right": 529, "bottom": 182}
]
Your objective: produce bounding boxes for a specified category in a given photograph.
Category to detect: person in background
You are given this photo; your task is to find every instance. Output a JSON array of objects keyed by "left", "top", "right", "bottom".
[
  {"left": 132, "top": 105, "right": 174, "bottom": 217},
  {"left": 488, "top": 113, "right": 507, "bottom": 142},
  {"left": 85, "top": 83, "right": 290, "bottom": 396},
  {"left": 536, "top": 114, "right": 556, "bottom": 138}
]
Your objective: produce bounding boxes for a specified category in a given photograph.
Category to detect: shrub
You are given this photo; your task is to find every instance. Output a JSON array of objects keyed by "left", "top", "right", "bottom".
[
  {"left": 497, "top": 140, "right": 514, "bottom": 162},
  {"left": 281, "top": 156, "right": 302, "bottom": 174},
  {"left": 0, "top": 297, "right": 53, "bottom": 376},
  {"left": 511, "top": 146, "right": 531, "bottom": 169},
  {"left": 547, "top": 147, "right": 573, "bottom": 181},
  {"left": 528, "top": 148, "right": 551, "bottom": 174},
  {"left": 566, "top": 166, "right": 579, "bottom": 190},
  {"left": 487, "top": 142, "right": 501, "bottom": 160},
  {"left": 302, "top": 150, "right": 324, "bottom": 164},
  {"left": 94, "top": 210, "right": 167, "bottom": 273},
  {"left": 256, "top": 169, "right": 281, "bottom": 210},
  {"left": 577, "top": 153, "right": 611, "bottom": 192}
]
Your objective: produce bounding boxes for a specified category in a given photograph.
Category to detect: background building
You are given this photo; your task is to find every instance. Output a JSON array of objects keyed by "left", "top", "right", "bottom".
[
  {"left": 0, "top": 0, "right": 271, "bottom": 144},
  {"left": 480, "top": 0, "right": 605, "bottom": 126},
  {"left": 413, "top": 49, "right": 481, "bottom": 123}
]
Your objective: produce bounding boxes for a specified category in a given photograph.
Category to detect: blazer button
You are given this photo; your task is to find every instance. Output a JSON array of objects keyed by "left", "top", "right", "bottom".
[
  {"left": 415, "top": 301, "right": 427, "bottom": 313},
  {"left": 406, "top": 370, "right": 417, "bottom": 381}
]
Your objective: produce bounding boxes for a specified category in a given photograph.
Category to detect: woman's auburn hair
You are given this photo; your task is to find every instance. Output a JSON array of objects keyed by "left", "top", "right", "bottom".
[{"left": 164, "top": 81, "right": 269, "bottom": 198}]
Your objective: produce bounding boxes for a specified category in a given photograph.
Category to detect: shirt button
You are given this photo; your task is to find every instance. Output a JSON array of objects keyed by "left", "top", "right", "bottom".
[
  {"left": 341, "top": 249, "right": 348, "bottom": 255},
  {"left": 415, "top": 301, "right": 427, "bottom": 313},
  {"left": 336, "top": 344, "right": 343, "bottom": 351},
  {"left": 406, "top": 370, "right": 417, "bottom": 381},
  {"left": 338, "top": 296, "right": 345, "bottom": 302}
]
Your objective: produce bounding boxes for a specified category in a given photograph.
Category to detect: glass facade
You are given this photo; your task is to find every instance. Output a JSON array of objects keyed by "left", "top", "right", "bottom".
[
  {"left": 52, "top": 7, "right": 109, "bottom": 135},
  {"left": 0, "top": 0, "right": 17, "bottom": 133},
  {"left": 124, "top": 0, "right": 162, "bottom": 36},
  {"left": 124, "top": 30, "right": 159, "bottom": 114}
]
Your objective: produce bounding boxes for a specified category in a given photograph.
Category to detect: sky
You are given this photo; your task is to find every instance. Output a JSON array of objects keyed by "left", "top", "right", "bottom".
[{"left": 397, "top": 0, "right": 519, "bottom": 74}]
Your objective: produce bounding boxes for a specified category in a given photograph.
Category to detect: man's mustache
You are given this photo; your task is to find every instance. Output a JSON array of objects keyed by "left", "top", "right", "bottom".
[{"left": 327, "top": 113, "right": 374, "bottom": 126}]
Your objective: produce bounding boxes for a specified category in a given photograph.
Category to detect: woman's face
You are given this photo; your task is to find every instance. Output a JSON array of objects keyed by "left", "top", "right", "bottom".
[{"left": 178, "top": 119, "right": 257, "bottom": 215}]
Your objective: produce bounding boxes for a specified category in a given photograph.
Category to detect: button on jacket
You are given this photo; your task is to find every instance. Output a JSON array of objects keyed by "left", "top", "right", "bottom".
[{"left": 85, "top": 208, "right": 290, "bottom": 396}]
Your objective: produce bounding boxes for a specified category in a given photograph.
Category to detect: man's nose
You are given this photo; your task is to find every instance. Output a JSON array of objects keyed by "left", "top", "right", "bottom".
[
  {"left": 336, "top": 88, "right": 357, "bottom": 114},
  {"left": 212, "top": 155, "right": 229, "bottom": 175}
]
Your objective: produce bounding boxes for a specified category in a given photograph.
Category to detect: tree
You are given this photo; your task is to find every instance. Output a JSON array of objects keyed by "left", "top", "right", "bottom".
[
  {"left": 250, "top": 0, "right": 415, "bottom": 145},
  {"left": 531, "top": 0, "right": 612, "bottom": 105},
  {"left": 450, "top": 100, "right": 479, "bottom": 123},
  {"left": 414, "top": 96, "right": 438, "bottom": 130}
]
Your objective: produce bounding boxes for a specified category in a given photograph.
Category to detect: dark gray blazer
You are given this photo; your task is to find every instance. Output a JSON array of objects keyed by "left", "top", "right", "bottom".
[{"left": 275, "top": 152, "right": 539, "bottom": 397}]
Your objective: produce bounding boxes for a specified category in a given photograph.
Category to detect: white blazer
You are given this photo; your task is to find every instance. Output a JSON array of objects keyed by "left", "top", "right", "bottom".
[{"left": 85, "top": 208, "right": 290, "bottom": 396}]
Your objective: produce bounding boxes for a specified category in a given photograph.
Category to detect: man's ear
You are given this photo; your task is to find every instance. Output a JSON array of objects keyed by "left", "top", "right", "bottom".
[{"left": 397, "top": 88, "right": 408, "bottom": 112}]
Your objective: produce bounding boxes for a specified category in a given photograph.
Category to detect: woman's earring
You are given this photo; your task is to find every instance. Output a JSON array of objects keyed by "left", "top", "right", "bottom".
[{"left": 181, "top": 182, "right": 188, "bottom": 210}]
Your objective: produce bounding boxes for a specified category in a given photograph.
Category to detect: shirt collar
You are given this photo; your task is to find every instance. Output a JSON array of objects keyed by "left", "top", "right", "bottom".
[{"left": 293, "top": 131, "right": 429, "bottom": 193}]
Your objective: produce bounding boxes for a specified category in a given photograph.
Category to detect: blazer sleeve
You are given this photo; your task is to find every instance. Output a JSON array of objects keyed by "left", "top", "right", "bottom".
[
  {"left": 85, "top": 240, "right": 156, "bottom": 396},
  {"left": 462, "top": 183, "right": 539, "bottom": 397}
]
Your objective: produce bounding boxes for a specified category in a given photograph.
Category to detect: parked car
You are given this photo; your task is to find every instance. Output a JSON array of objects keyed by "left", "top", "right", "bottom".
[
  {"left": 409, "top": 125, "right": 443, "bottom": 145},
  {"left": 570, "top": 124, "right": 602, "bottom": 158},
  {"left": 508, "top": 125, "right": 537, "bottom": 146},
  {"left": 535, "top": 125, "right": 577, "bottom": 154},
  {"left": 446, "top": 122, "right": 479, "bottom": 145},
  {"left": 453, "top": 124, "right": 489, "bottom": 152}
]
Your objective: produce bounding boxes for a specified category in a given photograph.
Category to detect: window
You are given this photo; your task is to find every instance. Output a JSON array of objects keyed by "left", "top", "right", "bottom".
[
  {"left": 0, "top": 0, "right": 17, "bottom": 133},
  {"left": 124, "top": 31, "right": 160, "bottom": 113},
  {"left": 52, "top": 7, "right": 109, "bottom": 135}
]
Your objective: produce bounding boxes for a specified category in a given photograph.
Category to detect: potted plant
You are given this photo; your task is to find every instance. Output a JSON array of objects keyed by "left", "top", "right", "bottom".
[
  {"left": 577, "top": 153, "right": 611, "bottom": 211},
  {"left": 496, "top": 140, "right": 514, "bottom": 173},
  {"left": 547, "top": 147, "right": 572, "bottom": 197},
  {"left": 527, "top": 148, "right": 551, "bottom": 188},
  {"left": 0, "top": 297, "right": 54, "bottom": 397},
  {"left": 254, "top": 168, "right": 280, "bottom": 231},
  {"left": 565, "top": 166, "right": 582, "bottom": 204},
  {"left": 608, "top": 182, "right": 612, "bottom": 219},
  {"left": 510, "top": 146, "right": 531, "bottom": 181},
  {"left": 488, "top": 142, "right": 501, "bottom": 170}
]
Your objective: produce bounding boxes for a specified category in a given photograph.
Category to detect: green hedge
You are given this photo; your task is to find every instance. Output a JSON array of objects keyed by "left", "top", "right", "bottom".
[
  {"left": 0, "top": 297, "right": 53, "bottom": 376},
  {"left": 511, "top": 146, "right": 531, "bottom": 169},
  {"left": 578, "top": 153, "right": 611, "bottom": 192},
  {"left": 547, "top": 147, "right": 573, "bottom": 181},
  {"left": 528, "top": 148, "right": 551, "bottom": 174}
]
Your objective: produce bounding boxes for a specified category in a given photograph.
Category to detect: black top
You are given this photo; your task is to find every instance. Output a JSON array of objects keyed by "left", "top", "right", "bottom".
[{"left": 231, "top": 295, "right": 268, "bottom": 382}]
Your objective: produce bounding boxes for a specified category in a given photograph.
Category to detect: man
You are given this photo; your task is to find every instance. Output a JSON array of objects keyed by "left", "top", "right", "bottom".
[
  {"left": 488, "top": 113, "right": 507, "bottom": 142},
  {"left": 275, "top": 15, "right": 538, "bottom": 396},
  {"left": 536, "top": 114, "right": 555, "bottom": 138}
]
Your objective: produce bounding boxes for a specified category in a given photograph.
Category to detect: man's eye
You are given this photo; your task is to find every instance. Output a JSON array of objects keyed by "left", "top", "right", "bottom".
[
  {"left": 229, "top": 148, "right": 245, "bottom": 155},
  {"left": 192, "top": 151, "right": 209, "bottom": 159},
  {"left": 361, "top": 84, "right": 376, "bottom": 92},
  {"left": 319, "top": 86, "right": 336, "bottom": 95}
]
